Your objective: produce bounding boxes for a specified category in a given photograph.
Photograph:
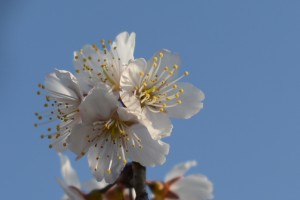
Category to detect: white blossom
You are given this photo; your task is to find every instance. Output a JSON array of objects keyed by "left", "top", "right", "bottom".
[
  {"left": 120, "top": 49, "right": 205, "bottom": 139},
  {"left": 35, "top": 69, "right": 83, "bottom": 151},
  {"left": 73, "top": 32, "right": 136, "bottom": 94},
  {"left": 67, "top": 83, "right": 169, "bottom": 184}
]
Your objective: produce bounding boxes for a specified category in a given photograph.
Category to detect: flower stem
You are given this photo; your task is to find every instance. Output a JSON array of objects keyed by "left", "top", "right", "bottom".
[{"left": 132, "top": 162, "right": 149, "bottom": 200}]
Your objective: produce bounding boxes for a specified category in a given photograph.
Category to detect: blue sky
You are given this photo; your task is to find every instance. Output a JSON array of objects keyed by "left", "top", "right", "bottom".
[{"left": 1, "top": 0, "right": 300, "bottom": 199}]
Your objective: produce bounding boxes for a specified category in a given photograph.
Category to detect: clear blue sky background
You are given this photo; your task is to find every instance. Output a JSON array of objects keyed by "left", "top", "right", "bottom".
[{"left": 1, "top": 0, "right": 300, "bottom": 199}]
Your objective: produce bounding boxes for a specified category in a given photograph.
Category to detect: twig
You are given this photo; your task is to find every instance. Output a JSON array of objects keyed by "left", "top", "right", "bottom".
[{"left": 132, "top": 162, "right": 149, "bottom": 200}]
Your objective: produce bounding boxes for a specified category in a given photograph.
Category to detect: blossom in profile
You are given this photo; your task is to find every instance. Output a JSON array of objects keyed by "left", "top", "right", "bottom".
[
  {"left": 57, "top": 153, "right": 107, "bottom": 200},
  {"left": 120, "top": 49, "right": 205, "bottom": 139},
  {"left": 67, "top": 83, "right": 169, "bottom": 183},
  {"left": 147, "top": 161, "right": 213, "bottom": 200},
  {"left": 35, "top": 70, "right": 83, "bottom": 151},
  {"left": 73, "top": 32, "right": 136, "bottom": 93}
]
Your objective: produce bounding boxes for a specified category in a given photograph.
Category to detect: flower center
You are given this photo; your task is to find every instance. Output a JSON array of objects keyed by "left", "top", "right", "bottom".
[
  {"left": 74, "top": 39, "right": 123, "bottom": 91},
  {"left": 132, "top": 52, "right": 189, "bottom": 112}
]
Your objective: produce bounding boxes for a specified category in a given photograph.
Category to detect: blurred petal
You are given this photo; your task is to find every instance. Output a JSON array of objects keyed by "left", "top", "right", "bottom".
[
  {"left": 58, "top": 153, "right": 81, "bottom": 188},
  {"left": 57, "top": 178, "right": 85, "bottom": 200},
  {"left": 165, "top": 160, "right": 197, "bottom": 182},
  {"left": 82, "top": 179, "right": 108, "bottom": 191},
  {"left": 170, "top": 174, "right": 214, "bottom": 200}
]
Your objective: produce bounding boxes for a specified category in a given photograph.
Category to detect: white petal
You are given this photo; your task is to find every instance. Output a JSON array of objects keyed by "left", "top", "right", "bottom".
[
  {"left": 75, "top": 72, "right": 94, "bottom": 95},
  {"left": 117, "top": 107, "right": 139, "bottom": 122},
  {"left": 120, "top": 58, "right": 148, "bottom": 92},
  {"left": 57, "top": 178, "right": 85, "bottom": 200},
  {"left": 112, "top": 32, "right": 136, "bottom": 65},
  {"left": 127, "top": 124, "right": 169, "bottom": 167},
  {"left": 58, "top": 153, "right": 81, "bottom": 188},
  {"left": 119, "top": 91, "right": 142, "bottom": 112},
  {"left": 165, "top": 160, "right": 197, "bottom": 182},
  {"left": 82, "top": 179, "right": 108, "bottom": 191},
  {"left": 45, "top": 69, "right": 81, "bottom": 100},
  {"left": 67, "top": 124, "right": 92, "bottom": 157},
  {"left": 166, "top": 82, "right": 205, "bottom": 119},
  {"left": 88, "top": 143, "right": 124, "bottom": 184},
  {"left": 143, "top": 107, "right": 173, "bottom": 139},
  {"left": 88, "top": 143, "right": 108, "bottom": 181},
  {"left": 170, "top": 174, "right": 214, "bottom": 200},
  {"left": 147, "top": 49, "right": 181, "bottom": 82},
  {"left": 79, "top": 83, "right": 118, "bottom": 123}
]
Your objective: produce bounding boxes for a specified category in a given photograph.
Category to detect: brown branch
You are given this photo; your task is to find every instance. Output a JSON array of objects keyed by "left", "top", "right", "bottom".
[{"left": 132, "top": 162, "right": 149, "bottom": 200}]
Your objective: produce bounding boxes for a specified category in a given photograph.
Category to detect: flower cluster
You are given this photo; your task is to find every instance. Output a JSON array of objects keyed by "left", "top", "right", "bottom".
[
  {"left": 35, "top": 32, "right": 205, "bottom": 184},
  {"left": 58, "top": 154, "right": 213, "bottom": 200}
]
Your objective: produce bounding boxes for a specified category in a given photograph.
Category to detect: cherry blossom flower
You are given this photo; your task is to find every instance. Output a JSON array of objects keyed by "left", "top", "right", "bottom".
[
  {"left": 147, "top": 161, "right": 213, "bottom": 200},
  {"left": 57, "top": 153, "right": 107, "bottom": 200},
  {"left": 67, "top": 83, "right": 169, "bottom": 183},
  {"left": 73, "top": 32, "right": 136, "bottom": 94},
  {"left": 35, "top": 70, "right": 83, "bottom": 151},
  {"left": 120, "top": 49, "right": 205, "bottom": 139}
]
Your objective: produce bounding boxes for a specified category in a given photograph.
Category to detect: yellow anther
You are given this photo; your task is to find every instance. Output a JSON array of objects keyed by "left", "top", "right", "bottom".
[
  {"left": 153, "top": 57, "right": 158, "bottom": 62},
  {"left": 166, "top": 97, "right": 171, "bottom": 101},
  {"left": 175, "top": 93, "right": 180, "bottom": 98},
  {"left": 44, "top": 104, "right": 48, "bottom": 107},
  {"left": 100, "top": 39, "right": 105, "bottom": 44},
  {"left": 74, "top": 55, "right": 79, "bottom": 60},
  {"left": 49, "top": 144, "right": 53, "bottom": 149},
  {"left": 106, "top": 169, "right": 111, "bottom": 174},
  {"left": 40, "top": 134, "right": 44, "bottom": 139},
  {"left": 162, "top": 103, "right": 167, "bottom": 107},
  {"left": 159, "top": 52, "right": 164, "bottom": 58},
  {"left": 34, "top": 123, "right": 38, "bottom": 127},
  {"left": 169, "top": 71, "right": 173, "bottom": 75},
  {"left": 37, "top": 91, "right": 41, "bottom": 95},
  {"left": 179, "top": 89, "right": 184, "bottom": 93},
  {"left": 102, "top": 44, "right": 106, "bottom": 49},
  {"left": 63, "top": 143, "right": 67, "bottom": 147},
  {"left": 83, "top": 58, "right": 87, "bottom": 62},
  {"left": 164, "top": 66, "right": 169, "bottom": 71},
  {"left": 134, "top": 86, "right": 139, "bottom": 90},
  {"left": 48, "top": 135, "right": 52, "bottom": 139},
  {"left": 81, "top": 152, "right": 85, "bottom": 156},
  {"left": 108, "top": 39, "right": 112, "bottom": 44},
  {"left": 159, "top": 107, "right": 164, "bottom": 112},
  {"left": 173, "top": 84, "right": 177, "bottom": 89},
  {"left": 177, "top": 100, "right": 182, "bottom": 104},
  {"left": 122, "top": 159, "right": 127, "bottom": 164},
  {"left": 47, "top": 128, "right": 51, "bottom": 132},
  {"left": 173, "top": 64, "right": 179, "bottom": 69},
  {"left": 118, "top": 156, "right": 122, "bottom": 160},
  {"left": 88, "top": 56, "right": 92, "bottom": 60},
  {"left": 139, "top": 71, "right": 144, "bottom": 76},
  {"left": 143, "top": 82, "right": 148, "bottom": 87},
  {"left": 146, "top": 93, "right": 150, "bottom": 99},
  {"left": 184, "top": 71, "right": 189, "bottom": 76},
  {"left": 153, "top": 62, "right": 157, "bottom": 67}
]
